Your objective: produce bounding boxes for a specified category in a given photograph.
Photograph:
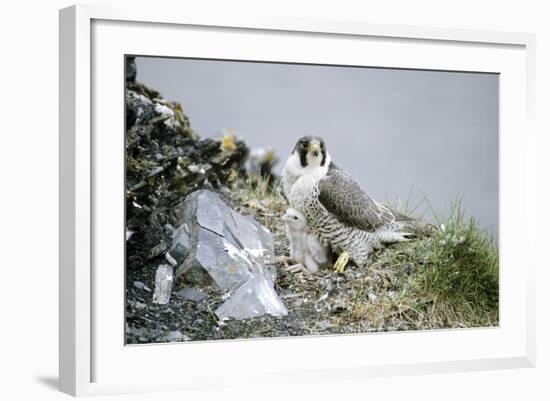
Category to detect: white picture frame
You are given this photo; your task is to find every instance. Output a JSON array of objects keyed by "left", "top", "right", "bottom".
[{"left": 59, "top": 4, "right": 536, "bottom": 397}]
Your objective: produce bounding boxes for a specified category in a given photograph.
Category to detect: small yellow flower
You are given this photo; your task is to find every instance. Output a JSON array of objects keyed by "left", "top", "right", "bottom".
[{"left": 221, "top": 129, "right": 236, "bottom": 150}]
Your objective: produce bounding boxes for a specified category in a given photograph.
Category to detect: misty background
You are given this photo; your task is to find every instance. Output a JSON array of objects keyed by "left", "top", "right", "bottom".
[{"left": 135, "top": 57, "right": 499, "bottom": 236}]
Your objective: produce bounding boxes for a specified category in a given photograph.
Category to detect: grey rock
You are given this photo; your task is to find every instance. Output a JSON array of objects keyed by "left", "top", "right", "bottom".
[
  {"left": 126, "top": 56, "right": 137, "bottom": 83},
  {"left": 195, "top": 191, "right": 227, "bottom": 236},
  {"left": 126, "top": 90, "right": 155, "bottom": 128},
  {"left": 174, "top": 190, "right": 274, "bottom": 289},
  {"left": 162, "top": 330, "right": 191, "bottom": 342},
  {"left": 215, "top": 275, "right": 288, "bottom": 320},
  {"left": 128, "top": 300, "right": 147, "bottom": 310},
  {"left": 190, "top": 227, "right": 254, "bottom": 289},
  {"left": 149, "top": 241, "right": 168, "bottom": 259},
  {"left": 175, "top": 287, "right": 208, "bottom": 303},
  {"left": 152, "top": 265, "right": 173, "bottom": 304},
  {"left": 133, "top": 281, "right": 151, "bottom": 292},
  {"left": 127, "top": 326, "right": 148, "bottom": 337},
  {"left": 168, "top": 189, "right": 286, "bottom": 320},
  {"left": 166, "top": 223, "right": 192, "bottom": 265}
]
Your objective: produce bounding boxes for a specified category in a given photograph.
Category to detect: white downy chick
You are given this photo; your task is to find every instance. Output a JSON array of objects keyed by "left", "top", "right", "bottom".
[{"left": 282, "top": 208, "right": 331, "bottom": 274}]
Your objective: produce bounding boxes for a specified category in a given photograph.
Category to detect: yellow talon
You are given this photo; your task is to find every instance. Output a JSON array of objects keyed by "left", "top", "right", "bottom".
[{"left": 333, "top": 252, "right": 349, "bottom": 273}]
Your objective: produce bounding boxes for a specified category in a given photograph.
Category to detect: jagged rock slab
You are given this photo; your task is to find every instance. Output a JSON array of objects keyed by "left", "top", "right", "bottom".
[
  {"left": 166, "top": 189, "right": 286, "bottom": 319},
  {"left": 168, "top": 189, "right": 275, "bottom": 289},
  {"left": 175, "top": 287, "right": 208, "bottom": 303},
  {"left": 215, "top": 275, "right": 288, "bottom": 320}
]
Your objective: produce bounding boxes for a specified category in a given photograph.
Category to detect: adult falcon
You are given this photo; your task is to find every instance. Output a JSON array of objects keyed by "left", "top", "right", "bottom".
[{"left": 281, "top": 135, "right": 413, "bottom": 271}]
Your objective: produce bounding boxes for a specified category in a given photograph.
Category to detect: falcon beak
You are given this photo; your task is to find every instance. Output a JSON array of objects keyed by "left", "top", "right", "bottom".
[{"left": 308, "top": 141, "right": 321, "bottom": 157}]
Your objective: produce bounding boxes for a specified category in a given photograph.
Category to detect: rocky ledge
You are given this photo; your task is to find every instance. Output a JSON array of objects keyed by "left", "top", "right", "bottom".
[
  {"left": 125, "top": 57, "right": 499, "bottom": 344},
  {"left": 125, "top": 57, "right": 288, "bottom": 343}
]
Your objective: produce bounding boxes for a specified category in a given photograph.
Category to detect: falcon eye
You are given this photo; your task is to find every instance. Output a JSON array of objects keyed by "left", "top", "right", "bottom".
[
  {"left": 301, "top": 142, "right": 308, "bottom": 148},
  {"left": 320, "top": 141, "right": 325, "bottom": 148}
]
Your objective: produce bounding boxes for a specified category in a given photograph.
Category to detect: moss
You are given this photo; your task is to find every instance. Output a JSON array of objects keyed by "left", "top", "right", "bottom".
[{"left": 125, "top": 153, "right": 159, "bottom": 180}]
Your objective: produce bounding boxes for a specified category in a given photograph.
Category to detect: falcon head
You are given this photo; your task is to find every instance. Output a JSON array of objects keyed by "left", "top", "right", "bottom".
[
  {"left": 282, "top": 208, "right": 308, "bottom": 231},
  {"left": 292, "top": 135, "right": 329, "bottom": 169}
]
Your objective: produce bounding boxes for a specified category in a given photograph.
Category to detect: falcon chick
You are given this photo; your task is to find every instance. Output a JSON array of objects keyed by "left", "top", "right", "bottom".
[
  {"left": 281, "top": 135, "right": 413, "bottom": 270},
  {"left": 281, "top": 208, "right": 332, "bottom": 274}
]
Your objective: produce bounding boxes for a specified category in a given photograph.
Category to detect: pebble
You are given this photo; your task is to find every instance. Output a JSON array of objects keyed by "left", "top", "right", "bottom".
[{"left": 134, "top": 281, "right": 151, "bottom": 292}]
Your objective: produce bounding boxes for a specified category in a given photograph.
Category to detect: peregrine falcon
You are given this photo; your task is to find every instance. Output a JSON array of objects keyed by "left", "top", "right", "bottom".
[{"left": 281, "top": 135, "right": 412, "bottom": 270}]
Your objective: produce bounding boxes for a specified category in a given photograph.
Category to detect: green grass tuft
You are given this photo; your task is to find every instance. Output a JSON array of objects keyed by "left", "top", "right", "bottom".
[
  {"left": 413, "top": 202, "right": 499, "bottom": 326},
  {"left": 369, "top": 198, "right": 499, "bottom": 329}
]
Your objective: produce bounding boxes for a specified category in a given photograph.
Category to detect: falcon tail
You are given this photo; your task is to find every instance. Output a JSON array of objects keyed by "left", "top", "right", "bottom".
[
  {"left": 374, "top": 229, "right": 412, "bottom": 244},
  {"left": 375, "top": 202, "right": 429, "bottom": 240}
]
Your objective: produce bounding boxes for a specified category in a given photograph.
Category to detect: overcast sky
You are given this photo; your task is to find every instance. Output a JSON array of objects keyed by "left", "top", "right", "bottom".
[{"left": 135, "top": 57, "right": 499, "bottom": 236}]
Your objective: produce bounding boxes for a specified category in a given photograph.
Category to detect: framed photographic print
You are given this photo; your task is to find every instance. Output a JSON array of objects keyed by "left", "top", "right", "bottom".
[{"left": 59, "top": 4, "right": 536, "bottom": 396}]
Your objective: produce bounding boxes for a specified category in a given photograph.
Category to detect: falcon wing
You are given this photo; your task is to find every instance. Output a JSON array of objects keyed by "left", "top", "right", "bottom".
[{"left": 318, "top": 164, "right": 395, "bottom": 231}]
